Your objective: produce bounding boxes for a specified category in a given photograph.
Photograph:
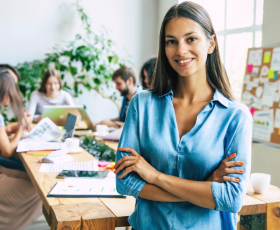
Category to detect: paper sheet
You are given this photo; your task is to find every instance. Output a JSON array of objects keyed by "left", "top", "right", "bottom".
[
  {"left": 39, "top": 160, "right": 99, "bottom": 172},
  {"left": 271, "top": 47, "right": 280, "bottom": 71},
  {"left": 275, "top": 109, "right": 280, "bottom": 128},
  {"left": 250, "top": 95, "right": 263, "bottom": 110},
  {"left": 252, "top": 67, "right": 259, "bottom": 77},
  {"left": 27, "top": 117, "right": 65, "bottom": 141},
  {"left": 252, "top": 78, "right": 259, "bottom": 87},
  {"left": 244, "top": 74, "right": 251, "bottom": 84},
  {"left": 248, "top": 49, "right": 263, "bottom": 66},
  {"left": 256, "top": 86, "right": 263, "bottom": 98},
  {"left": 17, "top": 140, "right": 67, "bottom": 152},
  {"left": 99, "top": 127, "right": 123, "bottom": 141},
  {"left": 242, "top": 91, "right": 253, "bottom": 105},
  {"left": 246, "top": 82, "right": 253, "bottom": 91},
  {"left": 262, "top": 82, "right": 276, "bottom": 107},
  {"left": 47, "top": 177, "right": 124, "bottom": 198},
  {"left": 261, "top": 66, "right": 269, "bottom": 76},
  {"left": 253, "top": 110, "right": 274, "bottom": 141}
]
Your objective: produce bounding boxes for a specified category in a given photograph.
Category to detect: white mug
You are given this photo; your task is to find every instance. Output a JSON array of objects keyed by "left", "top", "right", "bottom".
[
  {"left": 251, "top": 173, "right": 271, "bottom": 194},
  {"left": 96, "top": 125, "right": 109, "bottom": 136},
  {"left": 65, "top": 138, "right": 80, "bottom": 150}
]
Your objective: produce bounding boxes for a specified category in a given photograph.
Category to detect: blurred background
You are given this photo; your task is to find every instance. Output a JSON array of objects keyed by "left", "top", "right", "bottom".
[{"left": 2, "top": 0, "right": 278, "bottom": 122}]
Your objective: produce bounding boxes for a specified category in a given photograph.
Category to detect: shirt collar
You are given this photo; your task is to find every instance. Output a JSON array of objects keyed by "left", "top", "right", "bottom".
[
  {"left": 158, "top": 89, "right": 229, "bottom": 108},
  {"left": 212, "top": 90, "right": 229, "bottom": 108}
]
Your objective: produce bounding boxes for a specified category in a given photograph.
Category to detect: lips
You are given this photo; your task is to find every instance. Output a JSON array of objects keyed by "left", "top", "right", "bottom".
[{"left": 175, "top": 58, "right": 194, "bottom": 67}]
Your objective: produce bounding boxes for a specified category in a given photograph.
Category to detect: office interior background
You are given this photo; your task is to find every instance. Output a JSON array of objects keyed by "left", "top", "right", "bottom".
[{"left": 0, "top": 0, "right": 279, "bottom": 229}]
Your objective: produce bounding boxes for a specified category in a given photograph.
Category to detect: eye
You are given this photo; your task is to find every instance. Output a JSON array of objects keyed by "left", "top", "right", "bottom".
[
  {"left": 187, "top": 37, "right": 197, "bottom": 42},
  {"left": 165, "top": 40, "right": 177, "bottom": 45}
]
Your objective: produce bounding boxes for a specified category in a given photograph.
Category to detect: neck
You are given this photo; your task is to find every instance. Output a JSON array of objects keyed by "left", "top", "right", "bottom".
[
  {"left": 174, "top": 66, "right": 214, "bottom": 103},
  {"left": 126, "top": 85, "right": 137, "bottom": 101},
  {"left": 45, "top": 91, "right": 59, "bottom": 99}
]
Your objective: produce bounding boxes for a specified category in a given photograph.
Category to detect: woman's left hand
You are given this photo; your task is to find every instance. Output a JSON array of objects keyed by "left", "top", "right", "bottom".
[{"left": 115, "top": 147, "right": 161, "bottom": 184}]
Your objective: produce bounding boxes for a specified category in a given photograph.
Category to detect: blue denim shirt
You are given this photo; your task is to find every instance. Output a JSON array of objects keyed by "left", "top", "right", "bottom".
[
  {"left": 116, "top": 89, "right": 252, "bottom": 230},
  {"left": 119, "top": 85, "right": 143, "bottom": 122}
]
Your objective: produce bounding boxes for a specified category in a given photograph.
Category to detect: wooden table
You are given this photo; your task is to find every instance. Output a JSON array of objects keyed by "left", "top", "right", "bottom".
[
  {"left": 19, "top": 141, "right": 134, "bottom": 230},
  {"left": 18, "top": 139, "right": 280, "bottom": 229}
]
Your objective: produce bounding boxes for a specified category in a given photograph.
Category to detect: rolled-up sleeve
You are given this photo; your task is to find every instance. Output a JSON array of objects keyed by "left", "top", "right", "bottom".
[
  {"left": 212, "top": 114, "right": 252, "bottom": 213},
  {"left": 116, "top": 94, "right": 146, "bottom": 198}
]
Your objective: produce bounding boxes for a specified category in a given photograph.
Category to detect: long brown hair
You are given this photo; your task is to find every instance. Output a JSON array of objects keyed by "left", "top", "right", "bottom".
[
  {"left": 0, "top": 68, "right": 24, "bottom": 122},
  {"left": 39, "top": 69, "right": 61, "bottom": 93},
  {"left": 151, "top": 1, "right": 234, "bottom": 100}
]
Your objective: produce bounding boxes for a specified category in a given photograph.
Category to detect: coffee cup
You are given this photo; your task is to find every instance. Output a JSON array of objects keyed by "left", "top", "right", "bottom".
[
  {"left": 65, "top": 138, "right": 80, "bottom": 150},
  {"left": 96, "top": 125, "right": 109, "bottom": 136},
  {"left": 251, "top": 173, "right": 271, "bottom": 194}
]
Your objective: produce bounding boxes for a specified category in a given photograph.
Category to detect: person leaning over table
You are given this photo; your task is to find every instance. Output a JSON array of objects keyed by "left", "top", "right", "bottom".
[
  {"left": 0, "top": 69, "right": 42, "bottom": 230},
  {"left": 97, "top": 66, "right": 142, "bottom": 128},
  {"left": 114, "top": 2, "right": 252, "bottom": 230},
  {"left": 28, "top": 69, "right": 75, "bottom": 122},
  {"left": 0, "top": 67, "right": 32, "bottom": 172},
  {"left": 0, "top": 64, "right": 33, "bottom": 132}
]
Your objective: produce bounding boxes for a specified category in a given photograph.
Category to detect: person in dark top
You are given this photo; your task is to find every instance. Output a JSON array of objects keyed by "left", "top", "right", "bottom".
[{"left": 98, "top": 66, "right": 142, "bottom": 128}]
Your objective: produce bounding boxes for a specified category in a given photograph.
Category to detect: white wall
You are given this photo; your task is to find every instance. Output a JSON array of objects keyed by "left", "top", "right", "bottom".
[
  {"left": 262, "top": 0, "right": 280, "bottom": 47},
  {"left": 0, "top": 0, "right": 159, "bottom": 121}
]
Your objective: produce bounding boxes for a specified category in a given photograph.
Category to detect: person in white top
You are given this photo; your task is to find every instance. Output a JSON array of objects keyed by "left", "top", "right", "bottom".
[{"left": 28, "top": 69, "right": 75, "bottom": 122}]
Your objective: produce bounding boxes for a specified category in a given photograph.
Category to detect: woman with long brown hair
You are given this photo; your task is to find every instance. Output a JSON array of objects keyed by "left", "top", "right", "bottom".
[
  {"left": 114, "top": 2, "right": 251, "bottom": 229},
  {"left": 0, "top": 69, "right": 42, "bottom": 230},
  {"left": 28, "top": 69, "right": 74, "bottom": 121}
]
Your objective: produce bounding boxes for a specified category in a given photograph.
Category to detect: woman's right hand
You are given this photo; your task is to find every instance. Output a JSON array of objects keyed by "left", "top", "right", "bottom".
[{"left": 207, "top": 153, "right": 245, "bottom": 183}]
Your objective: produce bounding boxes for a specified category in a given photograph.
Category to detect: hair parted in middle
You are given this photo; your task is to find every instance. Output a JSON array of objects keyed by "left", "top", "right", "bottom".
[
  {"left": 150, "top": 1, "right": 234, "bottom": 100},
  {"left": 39, "top": 69, "right": 62, "bottom": 93}
]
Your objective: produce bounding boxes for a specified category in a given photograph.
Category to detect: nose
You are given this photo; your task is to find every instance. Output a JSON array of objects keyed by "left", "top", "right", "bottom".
[{"left": 176, "top": 41, "right": 189, "bottom": 57}]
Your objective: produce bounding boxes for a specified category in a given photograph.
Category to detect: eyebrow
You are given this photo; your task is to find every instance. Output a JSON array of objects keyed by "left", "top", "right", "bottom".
[{"left": 165, "top": 31, "right": 197, "bottom": 38}]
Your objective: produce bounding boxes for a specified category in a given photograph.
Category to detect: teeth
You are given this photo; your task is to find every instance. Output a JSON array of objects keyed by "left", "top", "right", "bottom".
[{"left": 178, "top": 59, "right": 192, "bottom": 63}]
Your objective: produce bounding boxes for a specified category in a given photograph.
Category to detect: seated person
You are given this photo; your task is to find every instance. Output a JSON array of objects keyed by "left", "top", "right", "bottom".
[
  {"left": 0, "top": 67, "right": 32, "bottom": 172},
  {"left": 140, "top": 57, "right": 157, "bottom": 89},
  {"left": 0, "top": 64, "right": 33, "bottom": 132},
  {"left": 98, "top": 66, "right": 142, "bottom": 128},
  {"left": 28, "top": 69, "right": 75, "bottom": 122}
]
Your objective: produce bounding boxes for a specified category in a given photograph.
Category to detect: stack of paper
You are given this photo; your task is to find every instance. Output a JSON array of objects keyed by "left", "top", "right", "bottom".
[
  {"left": 99, "top": 127, "right": 123, "bottom": 141},
  {"left": 17, "top": 140, "right": 67, "bottom": 152},
  {"left": 39, "top": 160, "right": 99, "bottom": 172}
]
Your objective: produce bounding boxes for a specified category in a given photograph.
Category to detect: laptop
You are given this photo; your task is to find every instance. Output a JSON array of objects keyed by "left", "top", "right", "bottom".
[
  {"left": 62, "top": 113, "right": 78, "bottom": 140},
  {"left": 42, "top": 105, "right": 94, "bottom": 130}
]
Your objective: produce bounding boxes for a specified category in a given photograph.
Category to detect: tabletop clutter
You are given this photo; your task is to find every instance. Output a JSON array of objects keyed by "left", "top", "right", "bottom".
[{"left": 17, "top": 119, "right": 121, "bottom": 198}]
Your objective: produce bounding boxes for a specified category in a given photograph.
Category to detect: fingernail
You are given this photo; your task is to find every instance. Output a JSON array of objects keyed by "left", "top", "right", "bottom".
[
  {"left": 118, "top": 147, "right": 123, "bottom": 150},
  {"left": 235, "top": 178, "right": 239, "bottom": 182},
  {"left": 114, "top": 170, "right": 116, "bottom": 174},
  {"left": 118, "top": 176, "right": 121, "bottom": 179},
  {"left": 113, "top": 165, "right": 115, "bottom": 169},
  {"left": 231, "top": 153, "right": 236, "bottom": 157},
  {"left": 239, "top": 169, "right": 245, "bottom": 173},
  {"left": 239, "top": 161, "right": 245, "bottom": 165}
]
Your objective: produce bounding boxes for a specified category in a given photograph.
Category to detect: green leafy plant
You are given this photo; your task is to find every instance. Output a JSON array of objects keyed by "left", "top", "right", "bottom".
[
  {"left": 81, "top": 135, "right": 115, "bottom": 162},
  {"left": 3, "top": 0, "right": 129, "bottom": 122}
]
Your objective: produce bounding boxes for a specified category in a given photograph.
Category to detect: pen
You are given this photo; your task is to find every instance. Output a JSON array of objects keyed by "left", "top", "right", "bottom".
[{"left": 112, "top": 120, "right": 121, "bottom": 128}]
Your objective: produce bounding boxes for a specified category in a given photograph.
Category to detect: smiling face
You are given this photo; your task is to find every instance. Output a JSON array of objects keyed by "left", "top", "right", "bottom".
[
  {"left": 165, "top": 17, "right": 215, "bottom": 78},
  {"left": 45, "top": 76, "right": 60, "bottom": 94}
]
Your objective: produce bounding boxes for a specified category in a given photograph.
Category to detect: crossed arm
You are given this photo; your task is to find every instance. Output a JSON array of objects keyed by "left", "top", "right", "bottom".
[{"left": 115, "top": 148, "right": 246, "bottom": 209}]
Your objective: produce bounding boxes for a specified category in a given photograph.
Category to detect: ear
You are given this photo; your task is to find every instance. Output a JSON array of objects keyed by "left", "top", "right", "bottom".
[
  {"left": 208, "top": 35, "right": 216, "bottom": 54},
  {"left": 127, "top": 77, "right": 134, "bottom": 86}
]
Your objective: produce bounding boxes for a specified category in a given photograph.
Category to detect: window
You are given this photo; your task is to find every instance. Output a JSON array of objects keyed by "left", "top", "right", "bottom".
[{"left": 178, "top": 0, "right": 263, "bottom": 100}]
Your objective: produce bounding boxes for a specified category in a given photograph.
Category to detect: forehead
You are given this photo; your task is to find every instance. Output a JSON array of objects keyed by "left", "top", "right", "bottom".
[
  {"left": 47, "top": 76, "right": 59, "bottom": 82},
  {"left": 114, "top": 76, "right": 125, "bottom": 83},
  {"left": 165, "top": 17, "right": 204, "bottom": 36}
]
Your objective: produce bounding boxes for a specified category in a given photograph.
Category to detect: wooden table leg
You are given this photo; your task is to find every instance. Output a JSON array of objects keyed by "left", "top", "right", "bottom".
[
  {"left": 43, "top": 204, "right": 51, "bottom": 227},
  {"left": 51, "top": 203, "right": 116, "bottom": 230}
]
